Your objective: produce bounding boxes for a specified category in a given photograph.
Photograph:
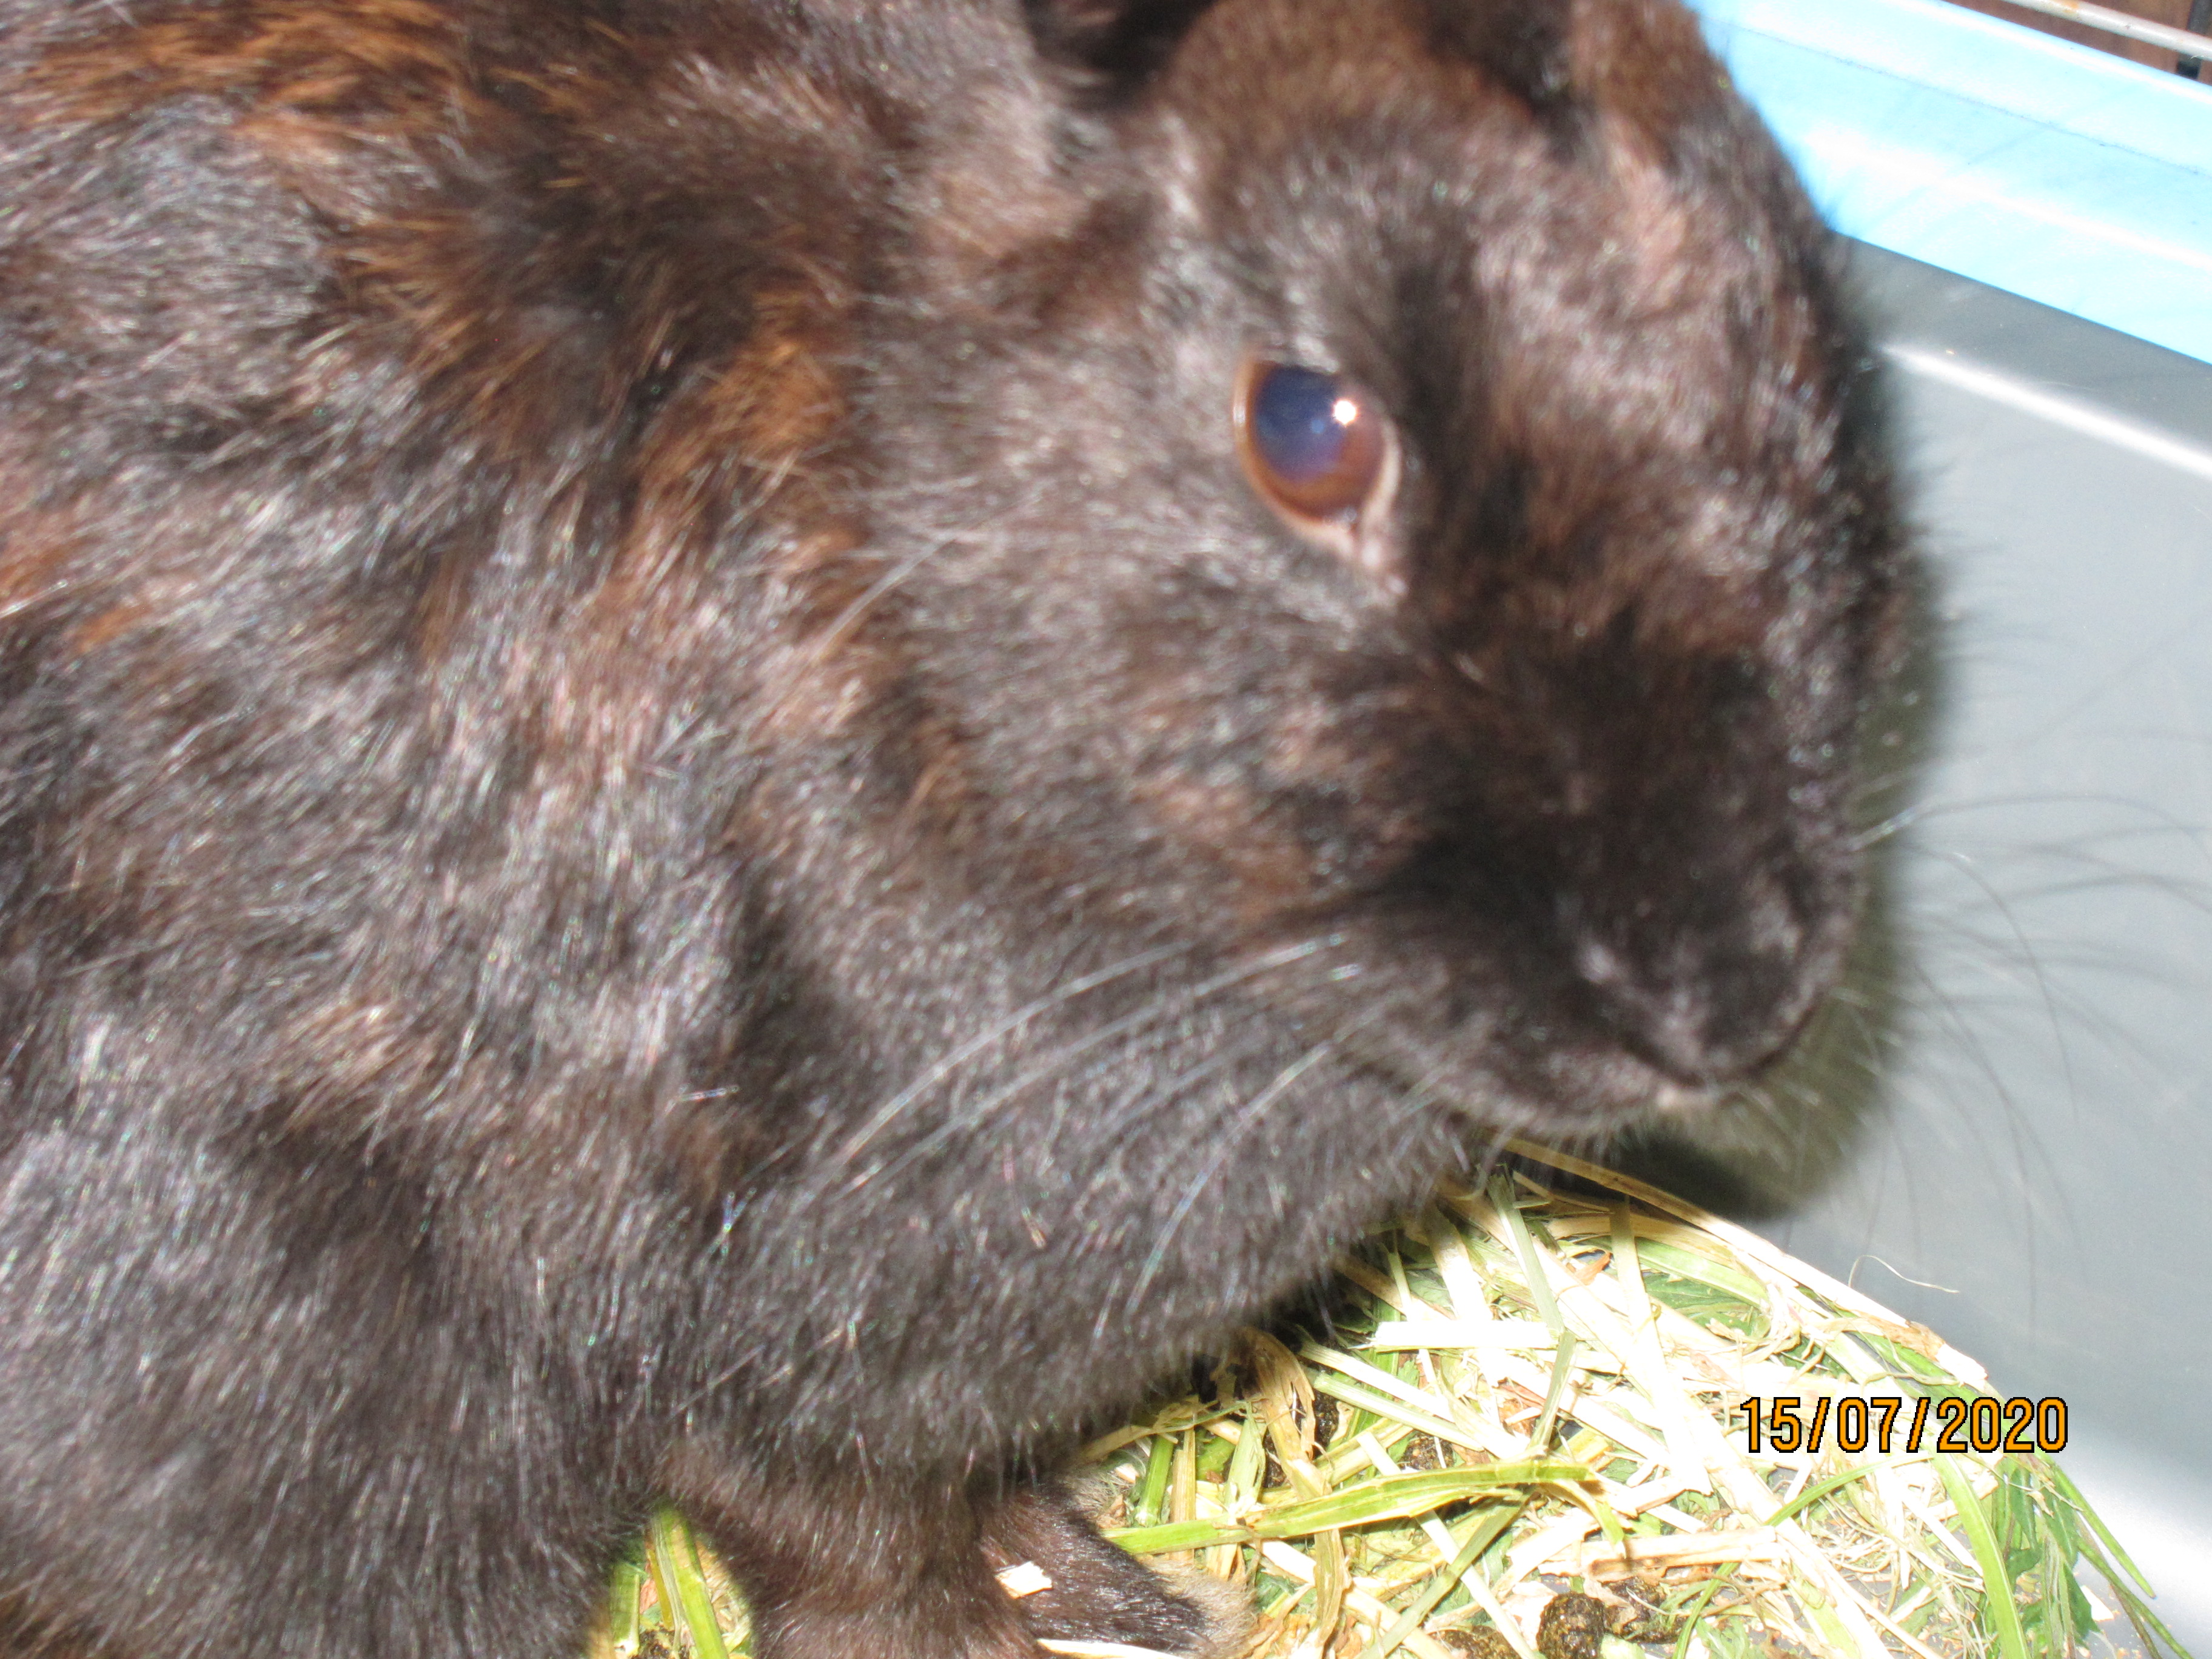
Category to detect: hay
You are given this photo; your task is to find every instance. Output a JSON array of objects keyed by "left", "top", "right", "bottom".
[{"left": 598, "top": 1144, "right": 2181, "bottom": 1659}]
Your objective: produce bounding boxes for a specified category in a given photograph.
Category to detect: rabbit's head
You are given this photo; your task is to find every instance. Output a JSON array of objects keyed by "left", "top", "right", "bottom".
[{"left": 759, "top": 0, "right": 1906, "bottom": 1146}]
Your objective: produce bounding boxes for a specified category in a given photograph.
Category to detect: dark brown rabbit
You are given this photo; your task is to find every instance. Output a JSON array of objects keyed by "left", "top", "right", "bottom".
[{"left": 0, "top": 0, "right": 1903, "bottom": 1655}]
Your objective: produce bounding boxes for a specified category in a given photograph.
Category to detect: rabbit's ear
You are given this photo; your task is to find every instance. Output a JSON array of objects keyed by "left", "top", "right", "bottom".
[
  {"left": 1411, "top": 1, "right": 1575, "bottom": 116},
  {"left": 1018, "top": 0, "right": 1220, "bottom": 85}
]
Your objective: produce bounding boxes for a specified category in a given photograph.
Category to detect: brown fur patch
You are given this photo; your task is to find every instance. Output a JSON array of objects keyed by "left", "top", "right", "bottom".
[
  {"left": 21, "top": 0, "right": 477, "bottom": 175},
  {"left": 0, "top": 1595, "right": 116, "bottom": 1659},
  {"left": 0, "top": 504, "right": 89, "bottom": 632},
  {"left": 25, "top": 0, "right": 472, "bottom": 129},
  {"left": 546, "top": 264, "right": 871, "bottom": 788},
  {"left": 1134, "top": 773, "right": 1316, "bottom": 910}
]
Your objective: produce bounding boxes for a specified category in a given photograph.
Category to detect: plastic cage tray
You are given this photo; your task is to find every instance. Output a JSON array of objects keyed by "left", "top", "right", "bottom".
[{"left": 1659, "top": 0, "right": 2212, "bottom": 1647}]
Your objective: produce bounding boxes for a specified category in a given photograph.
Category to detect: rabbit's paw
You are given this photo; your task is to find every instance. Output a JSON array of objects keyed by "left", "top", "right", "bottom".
[{"left": 984, "top": 1487, "right": 1252, "bottom": 1659}]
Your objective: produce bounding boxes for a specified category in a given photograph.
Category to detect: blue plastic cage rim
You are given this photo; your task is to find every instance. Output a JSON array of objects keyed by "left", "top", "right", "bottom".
[{"left": 1682, "top": 0, "right": 2212, "bottom": 367}]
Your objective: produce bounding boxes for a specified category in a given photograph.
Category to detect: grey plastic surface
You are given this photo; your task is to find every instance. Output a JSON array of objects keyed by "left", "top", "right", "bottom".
[
  {"left": 1772, "top": 243, "right": 2212, "bottom": 1649},
  {"left": 1681, "top": 0, "right": 2212, "bottom": 366}
]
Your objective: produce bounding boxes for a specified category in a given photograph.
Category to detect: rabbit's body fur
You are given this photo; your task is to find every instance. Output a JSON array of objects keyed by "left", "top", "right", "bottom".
[{"left": 0, "top": 1, "right": 1903, "bottom": 1655}]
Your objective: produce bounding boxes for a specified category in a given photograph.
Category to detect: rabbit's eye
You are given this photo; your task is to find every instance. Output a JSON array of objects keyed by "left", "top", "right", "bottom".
[{"left": 1233, "top": 359, "right": 1398, "bottom": 572}]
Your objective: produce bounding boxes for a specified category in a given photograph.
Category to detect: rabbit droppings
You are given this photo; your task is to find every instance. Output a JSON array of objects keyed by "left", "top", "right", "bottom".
[{"left": 0, "top": 1, "right": 1905, "bottom": 1657}]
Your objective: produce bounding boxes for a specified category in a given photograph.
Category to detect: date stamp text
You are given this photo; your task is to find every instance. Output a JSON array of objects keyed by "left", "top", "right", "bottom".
[{"left": 1740, "top": 1395, "right": 2067, "bottom": 1455}]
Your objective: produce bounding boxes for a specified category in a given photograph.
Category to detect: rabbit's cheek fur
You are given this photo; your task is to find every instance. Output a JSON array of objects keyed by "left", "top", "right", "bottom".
[{"left": 0, "top": 1, "right": 1905, "bottom": 1657}]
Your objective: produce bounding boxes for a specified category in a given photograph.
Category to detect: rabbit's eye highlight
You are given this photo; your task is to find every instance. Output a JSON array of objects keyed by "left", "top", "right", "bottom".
[{"left": 1233, "top": 360, "right": 1398, "bottom": 574}]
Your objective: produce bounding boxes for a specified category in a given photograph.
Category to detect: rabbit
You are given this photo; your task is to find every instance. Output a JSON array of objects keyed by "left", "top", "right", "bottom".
[{"left": 0, "top": 0, "right": 1907, "bottom": 1656}]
